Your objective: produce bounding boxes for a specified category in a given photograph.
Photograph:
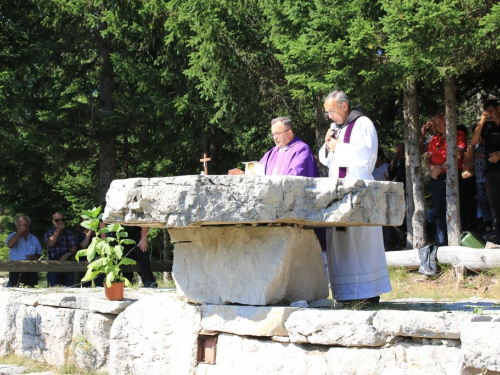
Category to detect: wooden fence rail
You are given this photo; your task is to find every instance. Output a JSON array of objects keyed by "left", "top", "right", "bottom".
[{"left": 0, "top": 260, "right": 172, "bottom": 273}]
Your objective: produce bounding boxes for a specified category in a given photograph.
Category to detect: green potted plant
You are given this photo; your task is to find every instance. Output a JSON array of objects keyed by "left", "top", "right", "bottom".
[{"left": 75, "top": 206, "right": 137, "bottom": 300}]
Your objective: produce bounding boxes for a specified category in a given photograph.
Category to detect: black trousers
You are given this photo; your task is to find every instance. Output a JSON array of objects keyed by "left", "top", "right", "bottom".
[
  {"left": 459, "top": 175, "right": 477, "bottom": 232},
  {"left": 122, "top": 246, "right": 156, "bottom": 284},
  {"left": 9, "top": 272, "right": 38, "bottom": 288},
  {"left": 485, "top": 172, "right": 500, "bottom": 244}
]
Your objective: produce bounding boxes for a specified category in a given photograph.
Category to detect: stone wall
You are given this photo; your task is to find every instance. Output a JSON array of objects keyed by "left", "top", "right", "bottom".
[
  {"left": 1, "top": 289, "right": 499, "bottom": 374},
  {"left": 0, "top": 288, "right": 157, "bottom": 373}
]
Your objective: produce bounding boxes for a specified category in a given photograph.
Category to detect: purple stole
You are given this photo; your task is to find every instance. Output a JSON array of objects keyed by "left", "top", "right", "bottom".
[
  {"left": 336, "top": 120, "right": 357, "bottom": 232},
  {"left": 338, "top": 120, "right": 357, "bottom": 178}
]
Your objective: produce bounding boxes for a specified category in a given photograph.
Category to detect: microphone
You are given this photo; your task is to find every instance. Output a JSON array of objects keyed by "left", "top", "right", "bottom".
[{"left": 330, "top": 122, "right": 340, "bottom": 139}]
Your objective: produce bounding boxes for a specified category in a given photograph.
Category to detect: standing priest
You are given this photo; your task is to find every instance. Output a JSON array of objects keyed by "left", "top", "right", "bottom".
[{"left": 319, "top": 90, "right": 392, "bottom": 308}]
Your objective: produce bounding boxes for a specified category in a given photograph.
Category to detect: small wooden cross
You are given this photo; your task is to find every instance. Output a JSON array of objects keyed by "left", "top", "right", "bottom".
[{"left": 200, "top": 153, "right": 211, "bottom": 175}]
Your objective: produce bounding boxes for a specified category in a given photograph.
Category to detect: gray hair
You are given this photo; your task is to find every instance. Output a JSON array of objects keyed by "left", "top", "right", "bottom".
[
  {"left": 325, "top": 90, "right": 351, "bottom": 107},
  {"left": 271, "top": 116, "right": 294, "bottom": 131},
  {"left": 15, "top": 215, "right": 31, "bottom": 227}
]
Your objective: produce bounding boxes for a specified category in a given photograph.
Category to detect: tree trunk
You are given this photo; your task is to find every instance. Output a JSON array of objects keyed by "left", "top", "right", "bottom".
[
  {"left": 97, "top": 30, "right": 116, "bottom": 207},
  {"left": 99, "top": 137, "right": 116, "bottom": 207},
  {"left": 385, "top": 246, "right": 500, "bottom": 271},
  {"left": 403, "top": 105, "right": 414, "bottom": 248},
  {"left": 403, "top": 80, "right": 427, "bottom": 248},
  {"left": 444, "top": 75, "right": 461, "bottom": 246}
]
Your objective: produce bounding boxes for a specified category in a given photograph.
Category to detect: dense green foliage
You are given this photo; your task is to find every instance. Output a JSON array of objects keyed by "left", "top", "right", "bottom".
[{"left": 1, "top": 0, "right": 499, "bottom": 255}]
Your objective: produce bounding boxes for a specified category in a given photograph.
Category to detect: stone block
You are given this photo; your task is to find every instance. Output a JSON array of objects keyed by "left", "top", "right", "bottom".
[
  {"left": 37, "top": 293, "right": 90, "bottom": 310},
  {"left": 70, "top": 312, "right": 114, "bottom": 373},
  {"left": 373, "top": 310, "right": 471, "bottom": 339},
  {"left": 88, "top": 297, "right": 137, "bottom": 315},
  {"left": 0, "top": 293, "right": 18, "bottom": 355},
  {"left": 201, "top": 305, "right": 298, "bottom": 337},
  {"left": 171, "top": 226, "right": 329, "bottom": 305},
  {"left": 285, "top": 310, "right": 389, "bottom": 347},
  {"left": 197, "top": 334, "right": 462, "bottom": 375},
  {"left": 109, "top": 294, "right": 201, "bottom": 375},
  {"left": 102, "top": 175, "right": 404, "bottom": 228},
  {"left": 460, "top": 322, "right": 500, "bottom": 373},
  {"left": 0, "top": 365, "right": 26, "bottom": 375},
  {"left": 34, "top": 305, "right": 75, "bottom": 366}
]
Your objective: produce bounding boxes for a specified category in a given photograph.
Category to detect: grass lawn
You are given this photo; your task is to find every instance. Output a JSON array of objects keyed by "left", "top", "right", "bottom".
[{"left": 383, "top": 266, "right": 500, "bottom": 301}]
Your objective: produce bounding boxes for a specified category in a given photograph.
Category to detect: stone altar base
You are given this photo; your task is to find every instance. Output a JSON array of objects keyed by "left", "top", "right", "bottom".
[
  {"left": 2, "top": 289, "right": 500, "bottom": 374},
  {"left": 102, "top": 175, "right": 404, "bottom": 306},
  {"left": 170, "top": 226, "right": 329, "bottom": 305}
]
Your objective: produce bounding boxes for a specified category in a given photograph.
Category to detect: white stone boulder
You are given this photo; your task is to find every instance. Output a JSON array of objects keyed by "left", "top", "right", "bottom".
[
  {"left": 0, "top": 293, "right": 18, "bottom": 356},
  {"left": 201, "top": 305, "right": 298, "bottom": 337},
  {"left": 109, "top": 294, "right": 201, "bottom": 375},
  {"left": 285, "top": 310, "right": 389, "bottom": 347},
  {"left": 460, "top": 322, "right": 500, "bottom": 373},
  {"left": 373, "top": 310, "right": 471, "bottom": 339},
  {"left": 197, "top": 334, "right": 462, "bottom": 375},
  {"left": 170, "top": 226, "right": 329, "bottom": 305},
  {"left": 102, "top": 175, "right": 404, "bottom": 227}
]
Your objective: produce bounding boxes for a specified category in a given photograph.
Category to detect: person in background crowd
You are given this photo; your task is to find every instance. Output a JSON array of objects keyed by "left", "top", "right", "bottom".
[
  {"left": 474, "top": 133, "right": 494, "bottom": 238},
  {"left": 471, "top": 99, "right": 500, "bottom": 244},
  {"left": 372, "top": 148, "right": 391, "bottom": 249},
  {"left": 425, "top": 113, "right": 467, "bottom": 245},
  {"left": 373, "top": 147, "right": 389, "bottom": 182},
  {"left": 387, "top": 142, "right": 407, "bottom": 249},
  {"left": 420, "top": 118, "right": 438, "bottom": 155},
  {"left": 388, "top": 142, "right": 406, "bottom": 184},
  {"left": 7, "top": 215, "right": 42, "bottom": 287},
  {"left": 44, "top": 212, "right": 77, "bottom": 287},
  {"left": 459, "top": 125, "right": 477, "bottom": 233},
  {"left": 121, "top": 226, "right": 158, "bottom": 288},
  {"left": 75, "top": 219, "right": 105, "bottom": 287}
]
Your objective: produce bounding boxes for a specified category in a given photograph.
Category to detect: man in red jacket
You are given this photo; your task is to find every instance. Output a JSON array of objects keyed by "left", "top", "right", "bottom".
[{"left": 425, "top": 113, "right": 467, "bottom": 245}]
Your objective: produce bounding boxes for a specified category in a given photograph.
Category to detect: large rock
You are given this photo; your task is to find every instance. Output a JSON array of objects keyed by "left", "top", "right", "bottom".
[
  {"left": 197, "top": 334, "right": 462, "bottom": 375},
  {"left": 460, "top": 322, "right": 500, "bottom": 373},
  {"left": 285, "top": 310, "right": 389, "bottom": 347},
  {"left": 109, "top": 294, "right": 201, "bottom": 375},
  {"left": 373, "top": 310, "right": 471, "bottom": 339},
  {"left": 2, "top": 289, "right": 500, "bottom": 374},
  {"left": 170, "top": 226, "right": 329, "bottom": 305},
  {"left": 0, "top": 289, "right": 131, "bottom": 373},
  {"left": 201, "top": 305, "right": 298, "bottom": 337},
  {"left": 0, "top": 293, "right": 18, "bottom": 355},
  {"left": 102, "top": 175, "right": 404, "bottom": 227}
]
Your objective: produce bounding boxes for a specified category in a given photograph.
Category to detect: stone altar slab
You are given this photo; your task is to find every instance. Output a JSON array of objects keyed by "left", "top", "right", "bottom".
[{"left": 102, "top": 175, "right": 404, "bottom": 228}]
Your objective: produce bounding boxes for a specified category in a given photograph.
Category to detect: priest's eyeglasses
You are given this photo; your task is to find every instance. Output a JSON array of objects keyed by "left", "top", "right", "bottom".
[
  {"left": 270, "top": 129, "right": 291, "bottom": 138},
  {"left": 324, "top": 106, "right": 340, "bottom": 117}
]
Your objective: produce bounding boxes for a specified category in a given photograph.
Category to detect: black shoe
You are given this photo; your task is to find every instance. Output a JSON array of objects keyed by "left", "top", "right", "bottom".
[{"left": 143, "top": 279, "right": 158, "bottom": 288}]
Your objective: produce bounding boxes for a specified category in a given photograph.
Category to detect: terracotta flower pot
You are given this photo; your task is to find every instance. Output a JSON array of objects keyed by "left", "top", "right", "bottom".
[{"left": 104, "top": 281, "right": 125, "bottom": 301}]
